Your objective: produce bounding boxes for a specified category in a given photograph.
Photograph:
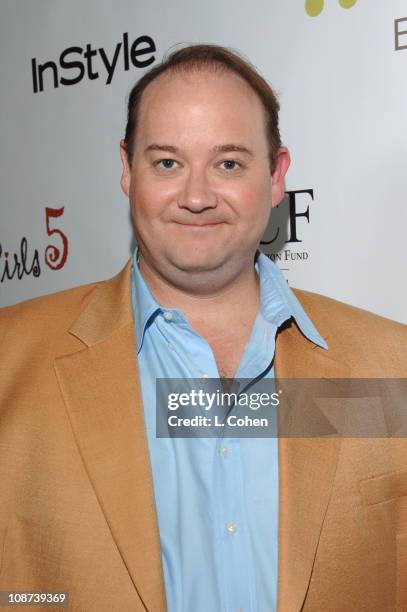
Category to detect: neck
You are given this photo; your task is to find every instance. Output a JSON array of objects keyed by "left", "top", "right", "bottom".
[{"left": 138, "top": 251, "right": 260, "bottom": 331}]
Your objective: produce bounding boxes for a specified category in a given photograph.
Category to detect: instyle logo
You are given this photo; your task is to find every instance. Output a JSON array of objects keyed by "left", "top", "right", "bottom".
[
  {"left": 31, "top": 33, "right": 156, "bottom": 93},
  {"left": 0, "top": 207, "right": 68, "bottom": 282},
  {"left": 305, "top": 0, "right": 358, "bottom": 17}
]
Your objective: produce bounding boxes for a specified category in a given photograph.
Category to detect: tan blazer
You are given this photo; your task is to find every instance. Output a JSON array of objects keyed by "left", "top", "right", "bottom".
[{"left": 0, "top": 259, "right": 406, "bottom": 612}]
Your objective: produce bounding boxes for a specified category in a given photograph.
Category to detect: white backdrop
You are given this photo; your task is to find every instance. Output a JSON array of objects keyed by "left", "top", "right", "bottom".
[{"left": 1, "top": 0, "right": 406, "bottom": 323}]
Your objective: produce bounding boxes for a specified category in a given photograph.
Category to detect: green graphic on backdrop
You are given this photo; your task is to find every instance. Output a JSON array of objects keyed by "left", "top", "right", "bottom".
[{"left": 305, "top": 0, "right": 358, "bottom": 17}]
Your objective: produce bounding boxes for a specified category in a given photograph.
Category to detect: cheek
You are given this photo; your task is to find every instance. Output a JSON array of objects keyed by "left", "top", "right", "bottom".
[
  {"left": 227, "top": 178, "right": 271, "bottom": 218},
  {"left": 130, "top": 176, "right": 173, "bottom": 220}
]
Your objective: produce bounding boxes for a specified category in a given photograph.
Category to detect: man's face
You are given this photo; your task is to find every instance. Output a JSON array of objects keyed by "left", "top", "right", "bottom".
[{"left": 120, "top": 68, "right": 290, "bottom": 287}]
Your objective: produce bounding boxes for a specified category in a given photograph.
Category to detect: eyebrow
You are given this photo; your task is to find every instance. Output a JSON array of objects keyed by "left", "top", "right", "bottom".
[{"left": 144, "top": 143, "right": 254, "bottom": 157}]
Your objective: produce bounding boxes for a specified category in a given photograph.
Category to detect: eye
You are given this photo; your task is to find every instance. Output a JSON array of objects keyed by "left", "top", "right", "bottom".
[
  {"left": 154, "top": 158, "right": 179, "bottom": 170},
  {"left": 220, "top": 159, "right": 243, "bottom": 171}
]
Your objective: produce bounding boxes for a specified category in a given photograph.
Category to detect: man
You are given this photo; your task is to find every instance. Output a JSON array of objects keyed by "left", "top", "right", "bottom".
[{"left": 0, "top": 43, "right": 406, "bottom": 612}]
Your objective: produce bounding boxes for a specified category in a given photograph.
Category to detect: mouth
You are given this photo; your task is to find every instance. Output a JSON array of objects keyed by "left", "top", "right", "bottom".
[{"left": 173, "top": 221, "right": 224, "bottom": 229}]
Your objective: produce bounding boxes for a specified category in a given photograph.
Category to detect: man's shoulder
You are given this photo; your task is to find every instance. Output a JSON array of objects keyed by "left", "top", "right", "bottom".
[
  {"left": 292, "top": 287, "right": 407, "bottom": 375},
  {"left": 0, "top": 278, "right": 104, "bottom": 347},
  {"left": 1, "top": 279, "right": 100, "bottom": 320},
  {"left": 292, "top": 287, "right": 406, "bottom": 336},
  {"left": 0, "top": 257, "right": 133, "bottom": 357}
]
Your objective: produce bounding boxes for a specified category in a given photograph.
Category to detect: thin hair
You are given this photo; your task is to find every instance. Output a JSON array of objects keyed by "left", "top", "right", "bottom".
[{"left": 123, "top": 43, "right": 282, "bottom": 171}]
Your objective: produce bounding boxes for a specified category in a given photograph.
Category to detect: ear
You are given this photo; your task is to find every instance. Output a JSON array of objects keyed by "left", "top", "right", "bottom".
[
  {"left": 270, "top": 147, "right": 291, "bottom": 208},
  {"left": 119, "top": 139, "right": 131, "bottom": 197}
]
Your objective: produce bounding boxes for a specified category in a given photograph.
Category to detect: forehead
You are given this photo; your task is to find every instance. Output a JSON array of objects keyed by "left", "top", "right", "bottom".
[{"left": 136, "top": 68, "right": 267, "bottom": 148}]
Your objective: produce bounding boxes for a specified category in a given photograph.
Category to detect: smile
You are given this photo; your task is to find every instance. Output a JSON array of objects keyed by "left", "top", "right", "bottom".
[{"left": 174, "top": 222, "right": 223, "bottom": 229}]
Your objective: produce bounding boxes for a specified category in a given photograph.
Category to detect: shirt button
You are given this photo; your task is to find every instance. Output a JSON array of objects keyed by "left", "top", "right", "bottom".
[
  {"left": 219, "top": 445, "right": 229, "bottom": 457},
  {"left": 200, "top": 373, "right": 209, "bottom": 382},
  {"left": 226, "top": 522, "right": 238, "bottom": 534},
  {"left": 163, "top": 311, "right": 173, "bottom": 321}
]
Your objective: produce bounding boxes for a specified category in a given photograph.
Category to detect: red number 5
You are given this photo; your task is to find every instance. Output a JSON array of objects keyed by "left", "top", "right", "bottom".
[{"left": 45, "top": 207, "right": 68, "bottom": 270}]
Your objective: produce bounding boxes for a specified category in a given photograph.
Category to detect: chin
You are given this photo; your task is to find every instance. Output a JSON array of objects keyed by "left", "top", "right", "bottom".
[{"left": 168, "top": 250, "right": 226, "bottom": 274}]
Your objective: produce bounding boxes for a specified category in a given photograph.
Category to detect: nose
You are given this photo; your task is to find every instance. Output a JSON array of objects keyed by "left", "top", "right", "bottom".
[{"left": 177, "top": 167, "right": 218, "bottom": 212}]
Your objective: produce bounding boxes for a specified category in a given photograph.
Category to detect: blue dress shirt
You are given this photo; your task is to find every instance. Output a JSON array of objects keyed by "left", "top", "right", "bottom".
[{"left": 130, "top": 248, "right": 327, "bottom": 612}]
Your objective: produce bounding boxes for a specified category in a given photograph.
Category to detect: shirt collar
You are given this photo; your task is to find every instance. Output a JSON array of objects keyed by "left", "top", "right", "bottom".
[
  {"left": 254, "top": 250, "right": 328, "bottom": 349},
  {"left": 131, "top": 248, "right": 162, "bottom": 353},
  {"left": 131, "top": 247, "right": 327, "bottom": 353}
]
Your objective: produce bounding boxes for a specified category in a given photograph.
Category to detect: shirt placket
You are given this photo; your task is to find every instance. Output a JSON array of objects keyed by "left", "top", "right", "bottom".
[
  {"left": 160, "top": 312, "right": 257, "bottom": 611},
  {"left": 213, "top": 435, "right": 257, "bottom": 612}
]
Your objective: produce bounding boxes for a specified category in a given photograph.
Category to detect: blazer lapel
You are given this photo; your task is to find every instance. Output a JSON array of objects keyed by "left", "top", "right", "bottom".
[
  {"left": 275, "top": 322, "right": 350, "bottom": 612},
  {"left": 54, "top": 259, "right": 166, "bottom": 612}
]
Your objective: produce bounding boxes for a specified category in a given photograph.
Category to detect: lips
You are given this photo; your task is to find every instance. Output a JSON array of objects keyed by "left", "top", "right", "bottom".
[
  {"left": 179, "top": 223, "right": 220, "bottom": 227},
  {"left": 172, "top": 221, "right": 224, "bottom": 227}
]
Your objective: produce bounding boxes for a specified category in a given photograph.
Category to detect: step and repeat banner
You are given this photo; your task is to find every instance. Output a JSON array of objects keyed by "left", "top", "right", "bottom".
[{"left": 1, "top": 0, "right": 406, "bottom": 323}]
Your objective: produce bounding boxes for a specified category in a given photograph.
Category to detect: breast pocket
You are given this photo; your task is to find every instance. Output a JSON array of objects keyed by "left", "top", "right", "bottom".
[
  {"left": 359, "top": 469, "right": 407, "bottom": 610},
  {"left": 359, "top": 469, "right": 407, "bottom": 507}
]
